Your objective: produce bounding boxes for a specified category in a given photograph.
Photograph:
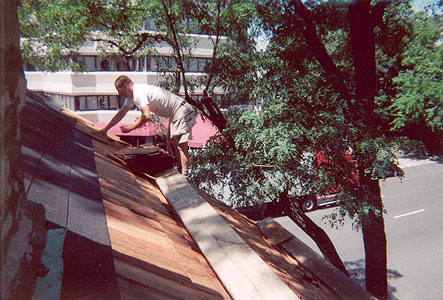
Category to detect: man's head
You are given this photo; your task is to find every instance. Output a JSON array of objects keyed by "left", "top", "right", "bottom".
[{"left": 114, "top": 75, "right": 134, "bottom": 98}]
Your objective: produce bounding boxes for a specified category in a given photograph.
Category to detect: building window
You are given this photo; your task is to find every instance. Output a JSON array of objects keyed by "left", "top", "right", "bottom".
[
  {"left": 74, "top": 95, "right": 126, "bottom": 111},
  {"left": 78, "top": 96, "right": 87, "bottom": 110},
  {"left": 143, "top": 17, "right": 155, "bottom": 31},
  {"left": 100, "top": 59, "right": 110, "bottom": 71},
  {"left": 133, "top": 57, "right": 146, "bottom": 71},
  {"left": 147, "top": 56, "right": 210, "bottom": 73},
  {"left": 62, "top": 94, "right": 75, "bottom": 111},
  {"left": 185, "top": 57, "right": 210, "bottom": 72},
  {"left": 25, "top": 54, "right": 210, "bottom": 73},
  {"left": 77, "top": 56, "right": 99, "bottom": 71},
  {"left": 88, "top": 96, "right": 99, "bottom": 110},
  {"left": 188, "top": 58, "right": 199, "bottom": 72},
  {"left": 143, "top": 16, "right": 215, "bottom": 35},
  {"left": 116, "top": 59, "right": 130, "bottom": 71},
  {"left": 148, "top": 56, "right": 176, "bottom": 72},
  {"left": 108, "top": 96, "right": 120, "bottom": 110}
]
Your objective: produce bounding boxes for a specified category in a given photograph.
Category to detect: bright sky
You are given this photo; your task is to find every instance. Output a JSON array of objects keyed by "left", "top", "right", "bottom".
[{"left": 412, "top": 0, "right": 441, "bottom": 11}]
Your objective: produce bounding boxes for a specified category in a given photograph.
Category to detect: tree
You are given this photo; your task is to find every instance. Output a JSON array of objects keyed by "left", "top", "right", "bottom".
[
  {"left": 390, "top": 11, "right": 443, "bottom": 154},
  {"left": 192, "top": 1, "right": 427, "bottom": 299},
  {"left": 1, "top": 0, "right": 46, "bottom": 298}
]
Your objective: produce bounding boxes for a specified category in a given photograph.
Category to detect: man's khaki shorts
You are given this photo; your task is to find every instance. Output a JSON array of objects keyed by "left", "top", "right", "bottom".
[{"left": 169, "top": 103, "right": 196, "bottom": 144}]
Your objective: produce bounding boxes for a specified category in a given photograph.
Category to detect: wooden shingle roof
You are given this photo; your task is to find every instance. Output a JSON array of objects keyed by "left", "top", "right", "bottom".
[
  {"left": 23, "top": 91, "right": 372, "bottom": 300},
  {"left": 22, "top": 92, "right": 230, "bottom": 299},
  {"left": 66, "top": 110, "right": 233, "bottom": 299},
  {"left": 91, "top": 132, "right": 232, "bottom": 299}
]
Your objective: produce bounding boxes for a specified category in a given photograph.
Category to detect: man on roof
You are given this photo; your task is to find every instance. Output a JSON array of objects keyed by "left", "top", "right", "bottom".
[{"left": 98, "top": 75, "right": 196, "bottom": 179}]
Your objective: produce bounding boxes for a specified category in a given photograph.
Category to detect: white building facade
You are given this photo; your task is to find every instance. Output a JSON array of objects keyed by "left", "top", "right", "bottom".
[{"left": 24, "top": 31, "right": 221, "bottom": 147}]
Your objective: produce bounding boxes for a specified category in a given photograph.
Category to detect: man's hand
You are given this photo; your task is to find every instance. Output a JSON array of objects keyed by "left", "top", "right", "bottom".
[{"left": 120, "top": 124, "right": 133, "bottom": 133}]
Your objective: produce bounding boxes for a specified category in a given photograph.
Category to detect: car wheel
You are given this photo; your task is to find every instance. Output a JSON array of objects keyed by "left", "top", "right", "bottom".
[{"left": 301, "top": 196, "right": 317, "bottom": 212}]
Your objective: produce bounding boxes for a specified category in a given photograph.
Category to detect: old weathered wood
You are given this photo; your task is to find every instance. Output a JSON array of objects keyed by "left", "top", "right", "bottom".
[
  {"left": 115, "top": 144, "right": 164, "bottom": 156},
  {"left": 114, "top": 145, "right": 175, "bottom": 177},
  {"left": 26, "top": 150, "right": 71, "bottom": 227},
  {"left": 22, "top": 93, "right": 75, "bottom": 227},
  {"left": 21, "top": 97, "right": 120, "bottom": 298},
  {"left": 20, "top": 144, "right": 42, "bottom": 194}
]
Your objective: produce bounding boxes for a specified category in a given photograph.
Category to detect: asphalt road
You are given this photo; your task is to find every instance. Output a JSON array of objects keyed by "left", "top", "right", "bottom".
[{"left": 276, "top": 157, "right": 443, "bottom": 300}]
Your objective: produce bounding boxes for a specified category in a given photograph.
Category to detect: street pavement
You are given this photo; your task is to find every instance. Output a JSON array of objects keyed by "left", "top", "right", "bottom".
[{"left": 276, "top": 157, "right": 443, "bottom": 300}]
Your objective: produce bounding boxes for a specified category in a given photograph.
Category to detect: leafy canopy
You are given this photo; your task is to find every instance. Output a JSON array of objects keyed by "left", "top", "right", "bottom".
[
  {"left": 19, "top": 0, "right": 257, "bottom": 76},
  {"left": 390, "top": 12, "right": 443, "bottom": 131},
  {"left": 192, "top": 0, "right": 418, "bottom": 227}
]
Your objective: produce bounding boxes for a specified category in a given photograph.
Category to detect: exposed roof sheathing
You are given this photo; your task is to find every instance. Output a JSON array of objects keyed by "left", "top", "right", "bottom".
[{"left": 22, "top": 93, "right": 120, "bottom": 299}]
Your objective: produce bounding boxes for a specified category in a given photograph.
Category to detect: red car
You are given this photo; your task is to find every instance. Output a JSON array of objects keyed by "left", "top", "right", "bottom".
[
  {"left": 295, "top": 193, "right": 339, "bottom": 212},
  {"left": 295, "top": 150, "right": 398, "bottom": 211},
  {"left": 292, "top": 151, "right": 357, "bottom": 212}
]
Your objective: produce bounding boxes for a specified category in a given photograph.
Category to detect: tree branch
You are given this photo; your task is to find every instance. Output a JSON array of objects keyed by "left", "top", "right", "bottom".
[
  {"left": 91, "top": 32, "right": 166, "bottom": 56},
  {"left": 290, "top": 0, "right": 352, "bottom": 102},
  {"left": 204, "top": 0, "right": 223, "bottom": 96},
  {"left": 279, "top": 191, "right": 350, "bottom": 276},
  {"left": 160, "top": 0, "right": 190, "bottom": 99},
  {"left": 159, "top": 0, "right": 227, "bottom": 132},
  {"left": 370, "top": 0, "right": 389, "bottom": 29}
]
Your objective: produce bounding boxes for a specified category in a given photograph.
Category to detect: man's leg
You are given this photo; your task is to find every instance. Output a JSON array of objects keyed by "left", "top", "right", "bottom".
[
  {"left": 167, "top": 138, "right": 181, "bottom": 172},
  {"left": 177, "top": 142, "right": 190, "bottom": 177}
]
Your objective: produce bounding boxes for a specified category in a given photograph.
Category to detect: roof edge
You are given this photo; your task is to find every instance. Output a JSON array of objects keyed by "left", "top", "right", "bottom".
[
  {"left": 257, "top": 217, "right": 377, "bottom": 300},
  {"left": 156, "top": 169, "right": 300, "bottom": 300}
]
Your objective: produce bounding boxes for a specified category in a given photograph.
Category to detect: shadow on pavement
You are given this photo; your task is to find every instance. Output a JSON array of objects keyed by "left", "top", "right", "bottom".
[{"left": 344, "top": 259, "right": 403, "bottom": 300}]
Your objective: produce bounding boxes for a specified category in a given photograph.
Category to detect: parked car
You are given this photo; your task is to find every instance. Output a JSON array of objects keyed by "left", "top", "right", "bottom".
[
  {"left": 289, "top": 151, "right": 355, "bottom": 212},
  {"left": 236, "top": 192, "right": 340, "bottom": 220},
  {"left": 293, "top": 193, "right": 339, "bottom": 212},
  {"left": 239, "top": 151, "right": 399, "bottom": 217},
  {"left": 295, "top": 152, "right": 399, "bottom": 212}
]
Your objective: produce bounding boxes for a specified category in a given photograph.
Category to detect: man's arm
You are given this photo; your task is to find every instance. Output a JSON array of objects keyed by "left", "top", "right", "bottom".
[
  {"left": 120, "top": 104, "right": 151, "bottom": 133},
  {"left": 97, "top": 105, "right": 132, "bottom": 134}
]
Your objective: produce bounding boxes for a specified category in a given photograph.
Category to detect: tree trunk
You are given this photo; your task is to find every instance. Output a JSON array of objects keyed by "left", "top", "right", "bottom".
[
  {"left": 279, "top": 193, "right": 349, "bottom": 276},
  {"left": 349, "top": 1, "right": 389, "bottom": 299},
  {"left": 201, "top": 96, "right": 227, "bottom": 131},
  {"left": 349, "top": 0, "right": 376, "bottom": 113},
  {"left": 1, "top": 1, "right": 47, "bottom": 298},
  {"left": 360, "top": 176, "right": 388, "bottom": 300}
]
